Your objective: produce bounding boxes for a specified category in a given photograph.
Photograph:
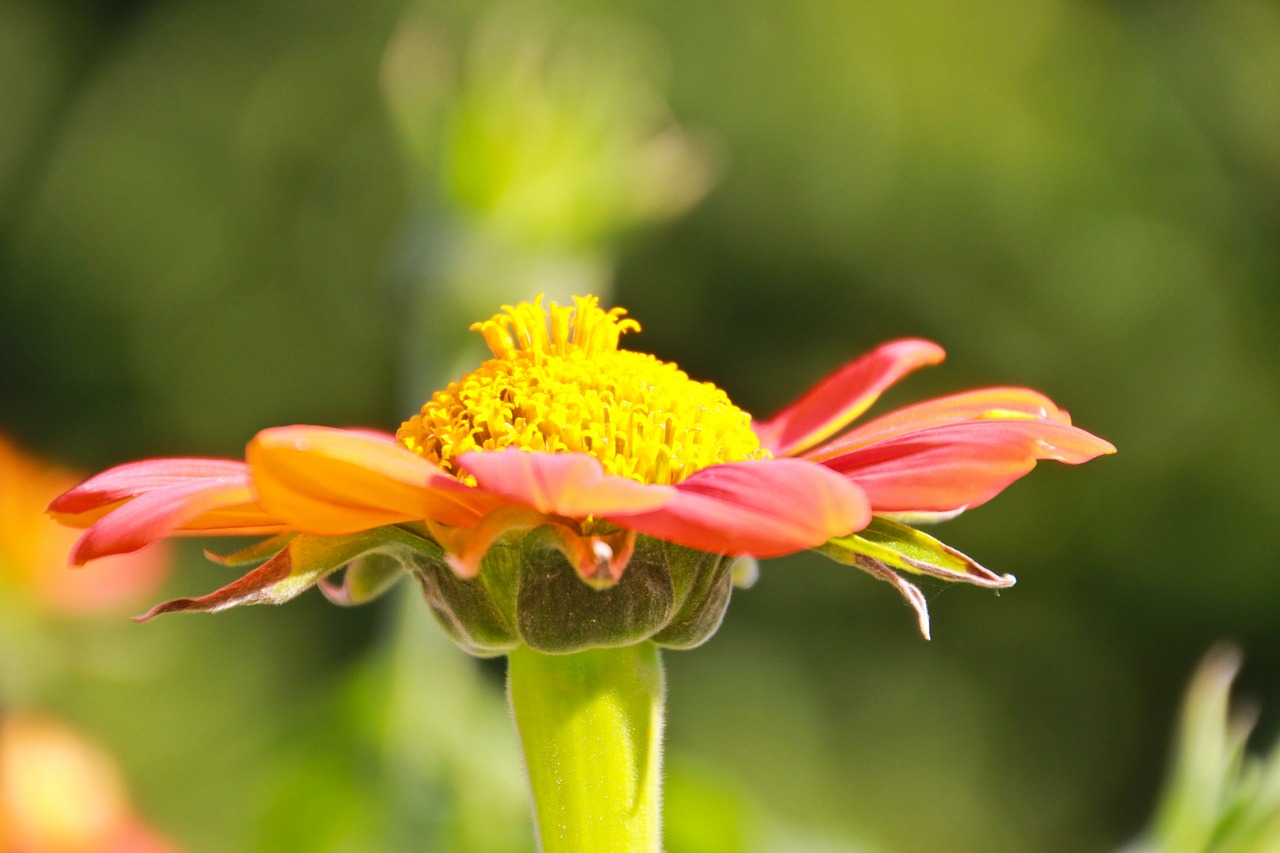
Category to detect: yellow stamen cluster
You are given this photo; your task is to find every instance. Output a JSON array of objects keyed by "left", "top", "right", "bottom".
[{"left": 398, "top": 295, "right": 769, "bottom": 485}]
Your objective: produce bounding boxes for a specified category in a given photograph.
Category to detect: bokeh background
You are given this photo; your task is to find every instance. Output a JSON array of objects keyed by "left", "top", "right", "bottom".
[{"left": 2, "top": 0, "right": 1279, "bottom": 850}]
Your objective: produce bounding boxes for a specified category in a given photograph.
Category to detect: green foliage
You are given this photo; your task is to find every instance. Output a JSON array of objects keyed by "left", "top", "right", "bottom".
[
  {"left": 1, "top": 0, "right": 1278, "bottom": 850},
  {"left": 1126, "top": 648, "right": 1280, "bottom": 853}
]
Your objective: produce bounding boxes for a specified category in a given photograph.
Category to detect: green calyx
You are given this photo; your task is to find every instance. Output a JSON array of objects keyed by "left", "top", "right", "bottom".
[
  {"left": 163, "top": 523, "right": 730, "bottom": 656},
  {"left": 409, "top": 527, "right": 735, "bottom": 656}
]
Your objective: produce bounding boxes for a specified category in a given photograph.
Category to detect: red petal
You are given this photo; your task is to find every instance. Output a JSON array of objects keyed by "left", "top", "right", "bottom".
[
  {"left": 69, "top": 476, "right": 264, "bottom": 565},
  {"left": 458, "top": 450, "right": 674, "bottom": 518},
  {"left": 821, "top": 420, "right": 1115, "bottom": 514},
  {"left": 609, "top": 459, "right": 871, "bottom": 557},
  {"left": 753, "top": 339, "right": 946, "bottom": 457},
  {"left": 803, "top": 387, "right": 1071, "bottom": 462},
  {"left": 247, "top": 426, "right": 496, "bottom": 534}
]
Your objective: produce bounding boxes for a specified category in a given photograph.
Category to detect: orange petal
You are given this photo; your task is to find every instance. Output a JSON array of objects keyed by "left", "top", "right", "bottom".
[
  {"left": 821, "top": 419, "right": 1115, "bottom": 514},
  {"left": 247, "top": 426, "right": 496, "bottom": 534},
  {"left": 609, "top": 459, "right": 871, "bottom": 558},
  {"left": 753, "top": 339, "right": 946, "bottom": 457},
  {"left": 803, "top": 387, "right": 1072, "bottom": 462},
  {"left": 533, "top": 525, "right": 637, "bottom": 589},
  {"left": 426, "top": 506, "right": 548, "bottom": 578},
  {"left": 457, "top": 450, "right": 674, "bottom": 518}
]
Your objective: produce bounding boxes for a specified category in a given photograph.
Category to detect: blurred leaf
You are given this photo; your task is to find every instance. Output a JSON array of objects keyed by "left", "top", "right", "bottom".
[
  {"left": 1125, "top": 646, "right": 1280, "bottom": 853},
  {"left": 664, "top": 758, "right": 756, "bottom": 853}
]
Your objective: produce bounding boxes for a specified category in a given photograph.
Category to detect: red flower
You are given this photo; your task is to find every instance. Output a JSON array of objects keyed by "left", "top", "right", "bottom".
[{"left": 50, "top": 297, "right": 1112, "bottom": 635}]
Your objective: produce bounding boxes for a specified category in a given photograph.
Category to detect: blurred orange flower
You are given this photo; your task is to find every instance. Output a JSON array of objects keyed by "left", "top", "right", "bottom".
[
  {"left": 0, "top": 436, "right": 169, "bottom": 615},
  {"left": 0, "top": 715, "right": 178, "bottom": 853}
]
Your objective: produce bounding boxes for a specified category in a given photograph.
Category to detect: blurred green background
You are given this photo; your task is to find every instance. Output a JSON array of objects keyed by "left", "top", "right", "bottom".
[{"left": 2, "top": 0, "right": 1279, "bottom": 850}]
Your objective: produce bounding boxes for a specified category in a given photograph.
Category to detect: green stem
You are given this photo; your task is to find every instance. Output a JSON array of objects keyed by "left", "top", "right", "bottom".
[{"left": 507, "top": 643, "right": 665, "bottom": 853}]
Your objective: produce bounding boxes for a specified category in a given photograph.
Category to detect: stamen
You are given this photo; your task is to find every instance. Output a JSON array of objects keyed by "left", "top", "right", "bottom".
[{"left": 399, "top": 295, "right": 769, "bottom": 485}]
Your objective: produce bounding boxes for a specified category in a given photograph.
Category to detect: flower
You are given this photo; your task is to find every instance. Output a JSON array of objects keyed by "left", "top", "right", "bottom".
[
  {"left": 0, "top": 434, "right": 170, "bottom": 615},
  {"left": 49, "top": 295, "right": 1112, "bottom": 642},
  {"left": 0, "top": 714, "right": 180, "bottom": 852}
]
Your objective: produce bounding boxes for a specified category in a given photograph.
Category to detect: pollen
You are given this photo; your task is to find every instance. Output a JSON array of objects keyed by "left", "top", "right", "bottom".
[{"left": 397, "top": 295, "right": 769, "bottom": 485}]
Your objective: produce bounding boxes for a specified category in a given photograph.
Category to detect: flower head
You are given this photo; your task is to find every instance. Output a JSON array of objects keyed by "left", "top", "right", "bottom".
[{"left": 50, "top": 295, "right": 1113, "bottom": 645}]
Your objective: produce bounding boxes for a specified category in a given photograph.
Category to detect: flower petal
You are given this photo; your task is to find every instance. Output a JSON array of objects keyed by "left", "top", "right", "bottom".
[
  {"left": 532, "top": 525, "right": 637, "bottom": 590},
  {"left": 753, "top": 339, "right": 946, "bottom": 457},
  {"left": 48, "top": 458, "right": 258, "bottom": 521},
  {"left": 802, "top": 386, "right": 1071, "bottom": 462},
  {"left": 247, "top": 426, "right": 495, "bottom": 534},
  {"left": 426, "top": 506, "right": 548, "bottom": 578},
  {"left": 821, "top": 419, "right": 1116, "bottom": 514},
  {"left": 457, "top": 450, "right": 674, "bottom": 518},
  {"left": 67, "top": 475, "right": 277, "bottom": 565},
  {"left": 609, "top": 459, "right": 871, "bottom": 557}
]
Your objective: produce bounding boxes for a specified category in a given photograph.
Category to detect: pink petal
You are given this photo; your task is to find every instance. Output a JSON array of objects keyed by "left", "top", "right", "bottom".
[
  {"left": 247, "top": 426, "right": 496, "bottom": 534},
  {"left": 69, "top": 476, "right": 265, "bottom": 565},
  {"left": 457, "top": 450, "right": 674, "bottom": 518},
  {"left": 609, "top": 459, "right": 871, "bottom": 557},
  {"left": 48, "top": 458, "right": 252, "bottom": 519},
  {"left": 803, "top": 387, "right": 1072, "bottom": 462},
  {"left": 821, "top": 419, "right": 1115, "bottom": 514},
  {"left": 753, "top": 339, "right": 946, "bottom": 457}
]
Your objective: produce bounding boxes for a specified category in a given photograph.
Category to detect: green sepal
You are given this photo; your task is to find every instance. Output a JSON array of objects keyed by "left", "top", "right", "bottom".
[
  {"left": 650, "top": 544, "right": 733, "bottom": 650},
  {"left": 819, "top": 517, "right": 1015, "bottom": 639},
  {"left": 401, "top": 528, "right": 735, "bottom": 655},
  {"left": 139, "top": 527, "right": 435, "bottom": 620},
  {"left": 204, "top": 533, "right": 297, "bottom": 567},
  {"left": 515, "top": 529, "right": 675, "bottom": 653},
  {"left": 410, "top": 542, "right": 522, "bottom": 657},
  {"left": 320, "top": 552, "right": 406, "bottom": 606},
  {"left": 822, "top": 517, "right": 1015, "bottom": 588}
]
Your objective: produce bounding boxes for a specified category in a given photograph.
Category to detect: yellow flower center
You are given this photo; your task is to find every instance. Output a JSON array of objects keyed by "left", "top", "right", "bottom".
[{"left": 397, "top": 295, "right": 769, "bottom": 485}]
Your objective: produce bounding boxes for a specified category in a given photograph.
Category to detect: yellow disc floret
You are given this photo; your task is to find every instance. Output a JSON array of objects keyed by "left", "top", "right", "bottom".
[{"left": 397, "top": 295, "right": 769, "bottom": 485}]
